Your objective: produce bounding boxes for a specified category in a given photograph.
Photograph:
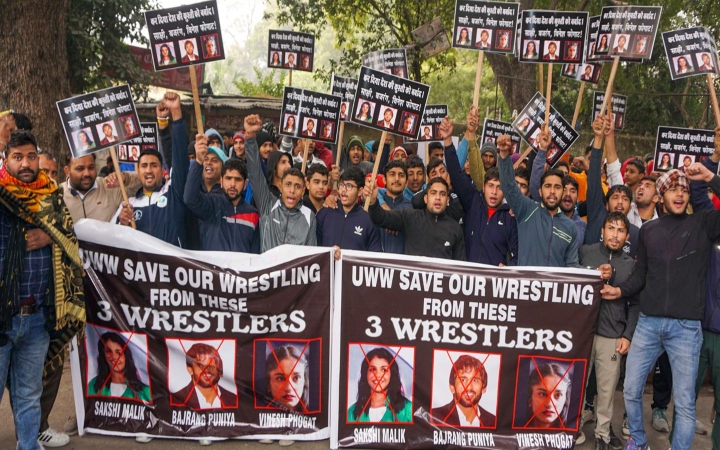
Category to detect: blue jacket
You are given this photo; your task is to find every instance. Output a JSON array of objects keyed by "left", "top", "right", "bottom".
[
  {"left": 378, "top": 192, "right": 412, "bottom": 254},
  {"left": 445, "top": 144, "right": 518, "bottom": 265},
  {"left": 183, "top": 161, "right": 260, "bottom": 253},
  {"left": 691, "top": 157, "right": 720, "bottom": 332},
  {"left": 114, "top": 118, "right": 189, "bottom": 247},
  {"left": 498, "top": 154, "right": 579, "bottom": 267},
  {"left": 316, "top": 201, "right": 382, "bottom": 252}
]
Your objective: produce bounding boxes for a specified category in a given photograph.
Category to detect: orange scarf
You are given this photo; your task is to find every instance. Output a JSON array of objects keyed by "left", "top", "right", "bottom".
[{"left": 0, "top": 165, "right": 57, "bottom": 215}]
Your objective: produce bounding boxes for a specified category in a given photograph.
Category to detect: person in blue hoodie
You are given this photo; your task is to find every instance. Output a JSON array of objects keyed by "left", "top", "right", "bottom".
[
  {"left": 184, "top": 147, "right": 260, "bottom": 253},
  {"left": 114, "top": 92, "right": 189, "bottom": 248},
  {"left": 443, "top": 123, "right": 518, "bottom": 265},
  {"left": 316, "top": 167, "right": 382, "bottom": 258}
]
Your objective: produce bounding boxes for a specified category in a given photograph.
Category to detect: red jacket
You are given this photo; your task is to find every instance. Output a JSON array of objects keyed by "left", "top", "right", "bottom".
[{"left": 314, "top": 142, "right": 334, "bottom": 169}]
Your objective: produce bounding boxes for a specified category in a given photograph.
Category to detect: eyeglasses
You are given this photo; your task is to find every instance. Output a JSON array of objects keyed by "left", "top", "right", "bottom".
[{"left": 338, "top": 182, "right": 358, "bottom": 191}]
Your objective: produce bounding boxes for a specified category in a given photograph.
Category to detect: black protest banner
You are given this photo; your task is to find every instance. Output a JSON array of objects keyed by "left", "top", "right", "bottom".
[
  {"left": 117, "top": 123, "right": 157, "bottom": 163},
  {"left": 512, "top": 92, "right": 580, "bottom": 167},
  {"left": 56, "top": 85, "right": 140, "bottom": 158},
  {"left": 144, "top": 0, "right": 224, "bottom": 72},
  {"left": 452, "top": 1, "right": 519, "bottom": 54},
  {"left": 71, "top": 221, "right": 331, "bottom": 440},
  {"left": 518, "top": 11, "right": 588, "bottom": 64},
  {"left": 591, "top": 92, "right": 628, "bottom": 131},
  {"left": 560, "top": 62, "right": 601, "bottom": 83},
  {"left": 654, "top": 126, "right": 715, "bottom": 173},
  {"left": 362, "top": 49, "right": 409, "bottom": 78},
  {"left": 279, "top": 88, "right": 342, "bottom": 144},
  {"left": 406, "top": 105, "right": 448, "bottom": 143},
  {"left": 351, "top": 66, "right": 431, "bottom": 139},
  {"left": 662, "top": 27, "right": 720, "bottom": 81},
  {"left": 594, "top": 6, "right": 662, "bottom": 61},
  {"left": 331, "top": 251, "right": 603, "bottom": 449},
  {"left": 481, "top": 119, "right": 522, "bottom": 154},
  {"left": 268, "top": 30, "right": 316, "bottom": 72},
  {"left": 331, "top": 75, "right": 358, "bottom": 122}
]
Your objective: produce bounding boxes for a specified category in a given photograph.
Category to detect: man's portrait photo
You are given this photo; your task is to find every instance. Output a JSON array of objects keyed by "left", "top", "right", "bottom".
[
  {"left": 85, "top": 324, "right": 151, "bottom": 402},
  {"left": 301, "top": 118, "right": 316, "bottom": 137},
  {"left": 96, "top": 121, "right": 118, "bottom": 146},
  {"left": 611, "top": 34, "right": 629, "bottom": 55},
  {"left": 253, "top": 338, "right": 322, "bottom": 414},
  {"left": 284, "top": 52, "right": 298, "bottom": 69},
  {"left": 475, "top": 29, "right": 492, "bottom": 50},
  {"left": 430, "top": 350, "right": 500, "bottom": 428},
  {"left": 340, "top": 102, "right": 349, "bottom": 121},
  {"left": 420, "top": 125, "right": 433, "bottom": 141},
  {"left": 119, "top": 115, "right": 139, "bottom": 139},
  {"left": 696, "top": 52, "right": 716, "bottom": 73},
  {"left": 168, "top": 339, "right": 238, "bottom": 410},
  {"left": 201, "top": 34, "right": 221, "bottom": 59},
  {"left": 580, "top": 64, "right": 596, "bottom": 82},
  {"left": 179, "top": 38, "right": 200, "bottom": 63},
  {"left": 377, "top": 106, "right": 397, "bottom": 130},
  {"left": 542, "top": 41, "right": 560, "bottom": 61},
  {"left": 128, "top": 145, "right": 140, "bottom": 162}
]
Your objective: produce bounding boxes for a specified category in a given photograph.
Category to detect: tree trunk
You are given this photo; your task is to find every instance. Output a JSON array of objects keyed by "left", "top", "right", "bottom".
[
  {"left": 484, "top": 0, "right": 538, "bottom": 115},
  {"left": 0, "top": 0, "right": 71, "bottom": 164}
]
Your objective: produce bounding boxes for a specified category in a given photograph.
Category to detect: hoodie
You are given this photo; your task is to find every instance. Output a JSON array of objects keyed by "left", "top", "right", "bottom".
[
  {"left": 265, "top": 150, "right": 292, "bottom": 199},
  {"left": 205, "top": 128, "right": 226, "bottom": 156},
  {"left": 343, "top": 135, "right": 374, "bottom": 175},
  {"left": 313, "top": 142, "right": 334, "bottom": 169}
]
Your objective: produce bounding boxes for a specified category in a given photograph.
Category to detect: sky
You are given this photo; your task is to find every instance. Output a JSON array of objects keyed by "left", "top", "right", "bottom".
[{"left": 150, "top": 0, "right": 266, "bottom": 49}]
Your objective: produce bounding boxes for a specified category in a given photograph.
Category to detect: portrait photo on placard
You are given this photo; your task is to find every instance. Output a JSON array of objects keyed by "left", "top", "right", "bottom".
[
  {"left": 354, "top": 100, "right": 375, "bottom": 124},
  {"left": 85, "top": 324, "right": 151, "bottom": 403},
  {"left": 319, "top": 121, "right": 335, "bottom": 140},
  {"left": 456, "top": 27, "right": 473, "bottom": 47},
  {"left": 656, "top": 152, "right": 675, "bottom": 171},
  {"left": 542, "top": 40, "right": 561, "bottom": 61},
  {"left": 201, "top": 34, "right": 222, "bottom": 59},
  {"left": 696, "top": 52, "right": 717, "bottom": 73},
  {"left": 398, "top": 112, "right": 419, "bottom": 136},
  {"left": 495, "top": 30, "right": 512, "bottom": 51},
  {"left": 179, "top": 38, "right": 200, "bottom": 63},
  {"left": 631, "top": 34, "right": 651, "bottom": 58},
  {"left": 346, "top": 343, "right": 414, "bottom": 424},
  {"left": 522, "top": 40, "right": 540, "bottom": 60},
  {"left": 73, "top": 128, "right": 97, "bottom": 155},
  {"left": 611, "top": 34, "right": 630, "bottom": 55},
  {"left": 420, "top": 125, "right": 434, "bottom": 141},
  {"left": 96, "top": 121, "right": 119, "bottom": 146},
  {"left": 284, "top": 52, "right": 298, "bottom": 69},
  {"left": 119, "top": 114, "right": 139, "bottom": 139},
  {"left": 269, "top": 51, "right": 283, "bottom": 67},
  {"left": 475, "top": 29, "right": 492, "bottom": 50},
  {"left": 564, "top": 41, "right": 582, "bottom": 61},
  {"left": 283, "top": 114, "right": 297, "bottom": 134},
  {"left": 301, "top": 117, "right": 317, "bottom": 138},
  {"left": 377, "top": 106, "right": 398, "bottom": 130},
  {"left": 167, "top": 338, "right": 238, "bottom": 410},
  {"left": 673, "top": 55, "right": 696, "bottom": 76},
  {"left": 155, "top": 42, "right": 178, "bottom": 67}
]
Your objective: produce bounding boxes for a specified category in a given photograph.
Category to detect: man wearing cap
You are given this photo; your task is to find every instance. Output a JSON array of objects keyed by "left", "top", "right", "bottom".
[
  {"left": 389, "top": 146, "right": 408, "bottom": 163},
  {"left": 232, "top": 132, "right": 245, "bottom": 160},
  {"left": 184, "top": 140, "right": 259, "bottom": 252},
  {"left": 193, "top": 134, "right": 226, "bottom": 194},
  {"left": 342, "top": 136, "right": 374, "bottom": 175},
  {"left": 480, "top": 142, "right": 497, "bottom": 171},
  {"left": 602, "top": 164, "right": 720, "bottom": 450}
]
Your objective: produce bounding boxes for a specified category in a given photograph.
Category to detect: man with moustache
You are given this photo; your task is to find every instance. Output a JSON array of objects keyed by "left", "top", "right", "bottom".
[
  {"left": 171, "top": 343, "right": 236, "bottom": 410},
  {"left": 376, "top": 161, "right": 412, "bottom": 254},
  {"left": 497, "top": 129, "right": 580, "bottom": 267},
  {"left": 432, "top": 355, "right": 497, "bottom": 428}
]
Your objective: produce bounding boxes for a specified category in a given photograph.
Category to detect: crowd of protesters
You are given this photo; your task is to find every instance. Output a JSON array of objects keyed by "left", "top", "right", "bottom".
[{"left": 2, "top": 92, "right": 720, "bottom": 450}]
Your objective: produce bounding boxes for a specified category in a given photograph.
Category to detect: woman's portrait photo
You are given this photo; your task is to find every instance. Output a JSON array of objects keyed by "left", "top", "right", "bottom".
[
  {"left": 283, "top": 114, "right": 297, "bottom": 134},
  {"left": 398, "top": 112, "right": 418, "bottom": 136},
  {"left": 119, "top": 114, "right": 139, "bottom": 139},
  {"left": 73, "top": 128, "right": 96, "bottom": 155},
  {"left": 269, "top": 51, "right": 282, "bottom": 67},
  {"left": 253, "top": 339, "right": 321, "bottom": 414},
  {"left": 354, "top": 101, "right": 375, "bottom": 123},
  {"left": 201, "top": 34, "right": 222, "bottom": 59},
  {"left": 515, "top": 114, "right": 534, "bottom": 136},
  {"left": 656, "top": 152, "right": 675, "bottom": 171},
  {"left": 455, "top": 27, "right": 472, "bottom": 46},
  {"left": 674, "top": 55, "right": 695, "bottom": 76},
  {"left": 495, "top": 30, "right": 512, "bottom": 51},
  {"left": 155, "top": 42, "right": 177, "bottom": 67},
  {"left": 596, "top": 34, "right": 610, "bottom": 53},
  {"left": 85, "top": 326, "right": 151, "bottom": 402},
  {"left": 346, "top": 344, "right": 414, "bottom": 424},
  {"left": 522, "top": 40, "right": 539, "bottom": 60},
  {"left": 512, "top": 357, "right": 585, "bottom": 430}
]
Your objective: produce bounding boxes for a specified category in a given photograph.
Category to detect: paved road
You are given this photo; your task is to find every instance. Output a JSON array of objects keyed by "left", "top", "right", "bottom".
[{"left": 1, "top": 361, "right": 715, "bottom": 449}]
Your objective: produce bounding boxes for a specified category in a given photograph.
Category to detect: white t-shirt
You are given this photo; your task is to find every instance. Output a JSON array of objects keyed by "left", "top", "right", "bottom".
[
  {"left": 368, "top": 405, "right": 387, "bottom": 422},
  {"left": 456, "top": 405, "right": 480, "bottom": 427},
  {"left": 110, "top": 382, "right": 126, "bottom": 397},
  {"left": 195, "top": 386, "right": 222, "bottom": 409}
]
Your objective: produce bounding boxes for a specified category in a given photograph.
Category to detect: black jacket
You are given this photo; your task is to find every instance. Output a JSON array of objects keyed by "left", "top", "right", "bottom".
[
  {"left": 579, "top": 242, "right": 638, "bottom": 341},
  {"left": 171, "top": 382, "right": 237, "bottom": 410},
  {"left": 411, "top": 188, "right": 465, "bottom": 223},
  {"left": 432, "top": 400, "right": 497, "bottom": 428},
  {"left": 619, "top": 180, "right": 720, "bottom": 321},
  {"left": 369, "top": 202, "right": 466, "bottom": 261}
]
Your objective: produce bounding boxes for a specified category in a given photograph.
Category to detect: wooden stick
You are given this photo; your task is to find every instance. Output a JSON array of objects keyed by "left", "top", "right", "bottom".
[
  {"left": 301, "top": 139, "right": 311, "bottom": 174},
  {"left": 544, "top": 63, "right": 553, "bottom": 131},
  {"left": 473, "top": 51, "right": 485, "bottom": 108},
  {"left": 110, "top": 146, "right": 136, "bottom": 229},
  {"left": 571, "top": 81, "right": 586, "bottom": 129},
  {"left": 538, "top": 64, "right": 544, "bottom": 96},
  {"left": 188, "top": 67, "right": 204, "bottom": 135},
  {"left": 514, "top": 145, "right": 533, "bottom": 169},
  {"left": 333, "top": 122, "right": 346, "bottom": 190},
  {"left": 707, "top": 74, "right": 720, "bottom": 128},
  {"left": 289, "top": 69, "right": 293, "bottom": 87},
  {"left": 594, "top": 56, "right": 621, "bottom": 150},
  {"left": 364, "top": 131, "right": 387, "bottom": 211}
]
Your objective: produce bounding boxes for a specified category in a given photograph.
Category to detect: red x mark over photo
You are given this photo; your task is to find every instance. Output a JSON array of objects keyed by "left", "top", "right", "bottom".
[
  {"left": 523, "top": 356, "right": 573, "bottom": 429},
  {"left": 439, "top": 350, "right": 491, "bottom": 427},
  {"left": 266, "top": 340, "right": 311, "bottom": 413},
  {"left": 91, "top": 324, "right": 143, "bottom": 398},
  {"left": 177, "top": 339, "right": 228, "bottom": 407},
  {"left": 355, "top": 344, "right": 405, "bottom": 422}
]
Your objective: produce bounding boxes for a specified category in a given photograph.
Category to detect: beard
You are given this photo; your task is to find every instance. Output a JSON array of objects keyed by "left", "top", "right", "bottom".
[{"left": 455, "top": 391, "right": 481, "bottom": 408}]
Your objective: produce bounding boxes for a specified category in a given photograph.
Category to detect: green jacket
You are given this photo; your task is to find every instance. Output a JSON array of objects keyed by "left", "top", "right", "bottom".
[
  {"left": 347, "top": 398, "right": 412, "bottom": 423},
  {"left": 88, "top": 376, "right": 151, "bottom": 401}
]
